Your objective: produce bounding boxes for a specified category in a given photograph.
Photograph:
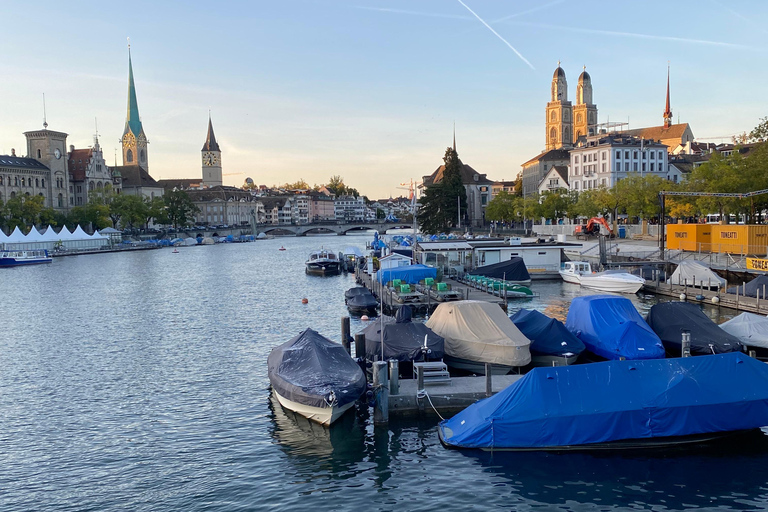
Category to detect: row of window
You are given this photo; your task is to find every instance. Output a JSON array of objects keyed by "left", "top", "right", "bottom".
[
  {"left": 0, "top": 176, "right": 47, "bottom": 188},
  {"left": 615, "top": 162, "right": 664, "bottom": 172},
  {"left": 615, "top": 150, "right": 665, "bottom": 160}
]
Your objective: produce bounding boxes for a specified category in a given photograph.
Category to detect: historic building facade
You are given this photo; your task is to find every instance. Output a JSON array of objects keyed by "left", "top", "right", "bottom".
[
  {"left": 545, "top": 64, "right": 598, "bottom": 151},
  {"left": 68, "top": 136, "right": 122, "bottom": 206},
  {"left": 201, "top": 116, "right": 222, "bottom": 188},
  {"left": 121, "top": 47, "right": 149, "bottom": 171}
]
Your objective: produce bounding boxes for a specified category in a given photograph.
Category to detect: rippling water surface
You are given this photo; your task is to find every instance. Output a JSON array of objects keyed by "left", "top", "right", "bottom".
[{"left": 2, "top": 234, "right": 767, "bottom": 511}]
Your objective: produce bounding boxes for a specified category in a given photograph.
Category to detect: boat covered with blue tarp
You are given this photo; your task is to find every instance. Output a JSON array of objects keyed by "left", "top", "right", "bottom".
[
  {"left": 377, "top": 264, "right": 437, "bottom": 285},
  {"left": 469, "top": 257, "right": 530, "bottom": 284},
  {"left": 565, "top": 295, "right": 664, "bottom": 360},
  {"left": 510, "top": 309, "right": 585, "bottom": 365},
  {"left": 438, "top": 352, "right": 768, "bottom": 450}
]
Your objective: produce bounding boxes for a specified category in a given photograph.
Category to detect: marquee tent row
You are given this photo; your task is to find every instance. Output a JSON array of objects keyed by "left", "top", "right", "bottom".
[{"left": 0, "top": 225, "right": 110, "bottom": 251}]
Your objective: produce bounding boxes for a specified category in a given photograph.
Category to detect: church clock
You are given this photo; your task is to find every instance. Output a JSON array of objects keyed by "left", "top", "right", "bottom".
[{"left": 203, "top": 152, "right": 219, "bottom": 166}]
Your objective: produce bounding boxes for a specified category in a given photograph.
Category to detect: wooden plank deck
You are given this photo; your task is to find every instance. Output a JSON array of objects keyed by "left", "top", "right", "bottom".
[{"left": 643, "top": 281, "right": 768, "bottom": 314}]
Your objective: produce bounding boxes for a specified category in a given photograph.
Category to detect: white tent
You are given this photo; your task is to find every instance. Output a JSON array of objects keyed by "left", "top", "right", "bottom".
[
  {"left": 667, "top": 261, "right": 726, "bottom": 289},
  {"left": 24, "top": 226, "right": 44, "bottom": 242},
  {"left": 426, "top": 300, "right": 532, "bottom": 367},
  {"left": 183, "top": 237, "right": 198, "bottom": 246},
  {"left": 719, "top": 313, "right": 768, "bottom": 349},
  {"left": 56, "top": 226, "right": 75, "bottom": 240},
  {"left": 6, "top": 226, "right": 26, "bottom": 242},
  {"left": 0, "top": 229, "right": 8, "bottom": 242},
  {"left": 71, "top": 225, "right": 91, "bottom": 240},
  {"left": 91, "top": 230, "right": 109, "bottom": 240},
  {"left": 40, "top": 226, "right": 61, "bottom": 241}
]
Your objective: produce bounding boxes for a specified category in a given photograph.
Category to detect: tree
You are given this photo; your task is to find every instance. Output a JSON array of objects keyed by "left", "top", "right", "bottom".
[
  {"left": 748, "top": 116, "right": 768, "bottom": 144},
  {"left": 143, "top": 196, "right": 166, "bottom": 230},
  {"left": 539, "top": 189, "right": 574, "bottom": 222},
  {"left": 4, "top": 194, "right": 45, "bottom": 230},
  {"left": 163, "top": 190, "right": 200, "bottom": 229},
  {"left": 613, "top": 174, "right": 669, "bottom": 220},
  {"left": 417, "top": 147, "right": 467, "bottom": 234},
  {"left": 486, "top": 191, "right": 517, "bottom": 223}
]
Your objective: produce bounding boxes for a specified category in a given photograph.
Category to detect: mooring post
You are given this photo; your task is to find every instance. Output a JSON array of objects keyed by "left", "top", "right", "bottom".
[
  {"left": 389, "top": 359, "right": 399, "bottom": 395},
  {"left": 341, "top": 316, "right": 351, "bottom": 355},
  {"left": 354, "top": 333, "right": 365, "bottom": 360},
  {"left": 750, "top": 349, "right": 757, "bottom": 359},
  {"left": 681, "top": 330, "right": 691, "bottom": 358},
  {"left": 372, "top": 360, "right": 389, "bottom": 425},
  {"left": 417, "top": 365, "right": 425, "bottom": 412},
  {"left": 485, "top": 363, "right": 493, "bottom": 397}
]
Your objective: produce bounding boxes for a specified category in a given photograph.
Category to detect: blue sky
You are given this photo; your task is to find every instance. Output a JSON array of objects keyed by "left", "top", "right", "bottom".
[{"left": 1, "top": 0, "right": 766, "bottom": 198}]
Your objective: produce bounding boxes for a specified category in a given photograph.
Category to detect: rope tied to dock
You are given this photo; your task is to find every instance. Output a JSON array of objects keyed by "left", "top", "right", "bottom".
[{"left": 417, "top": 388, "right": 445, "bottom": 421}]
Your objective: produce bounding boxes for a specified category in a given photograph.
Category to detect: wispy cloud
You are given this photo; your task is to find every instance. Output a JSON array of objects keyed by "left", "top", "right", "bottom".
[
  {"left": 455, "top": 0, "right": 535, "bottom": 70},
  {"left": 506, "top": 21, "right": 754, "bottom": 50},
  {"left": 491, "top": 0, "right": 566, "bottom": 23},
  {"left": 708, "top": 0, "right": 768, "bottom": 35},
  {"left": 353, "top": 6, "right": 470, "bottom": 21}
]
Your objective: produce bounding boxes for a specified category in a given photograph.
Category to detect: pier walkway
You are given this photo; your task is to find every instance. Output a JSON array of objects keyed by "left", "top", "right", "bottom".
[{"left": 643, "top": 280, "right": 768, "bottom": 314}]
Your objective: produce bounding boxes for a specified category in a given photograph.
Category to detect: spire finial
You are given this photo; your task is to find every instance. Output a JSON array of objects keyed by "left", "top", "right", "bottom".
[
  {"left": 663, "top": 62, "right": 672, "bottom": 128},
  {"left": 583, "top": 64, "right": 586, "bottom": 72},
  {"left": 558, "top": 59, "right": 561, "bottom": 67},
  {"left": 127, "top": 36, "right": 130, "bottom": 51},
  {"left": 42, "top": 93, "right": 48, "bottom": 129}
]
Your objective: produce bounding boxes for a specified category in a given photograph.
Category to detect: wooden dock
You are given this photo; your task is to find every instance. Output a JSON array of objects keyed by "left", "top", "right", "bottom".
[{"left": 643, "top": 281, "right": 767, "bottom": 314}]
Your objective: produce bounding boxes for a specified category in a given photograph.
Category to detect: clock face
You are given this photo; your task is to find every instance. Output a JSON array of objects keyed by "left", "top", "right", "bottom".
[
  {"left": 54, "top": 148, "right": 61, "bottom": 159},
  {"left": 203, "top": 152, "right": 219, "bottom": 166}
]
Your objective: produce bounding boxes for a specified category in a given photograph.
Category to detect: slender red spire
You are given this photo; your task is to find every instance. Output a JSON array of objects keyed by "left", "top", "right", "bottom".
[{"left": 663, "top": 64, "right": 672, "bottom": 128}]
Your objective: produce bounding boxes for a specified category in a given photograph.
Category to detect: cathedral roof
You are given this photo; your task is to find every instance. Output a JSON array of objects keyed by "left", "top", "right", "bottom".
[
  {"left": 578, "top": 70, "right": 591, "bottom": 83},
  {"left": 423, "top": 161, "right": 493, "bottom": 187},
  {"left": 202, "top": 116, "right": 220, "bottom": 152},
  {"left": 114, "top": 165, "right": 158, "bottom": 188},
  {"left": 521, "top": 149, "right": 571, "bottom": 167},
  {"left": 156, "top": 178, "right": 202, "bottom": 191},
  {"left": 553, "top": 66, "right": 566, "bottom": 79},
  {"left": 620, "top": 123, "right": 691, "bottom": 144},
  {"left": 124, "top": 50, "right": 145, "bottom": 138}
]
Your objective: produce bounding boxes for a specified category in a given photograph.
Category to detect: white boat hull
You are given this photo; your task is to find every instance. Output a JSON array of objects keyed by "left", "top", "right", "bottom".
[
  {"left": 558, "top": 271, "right": 582, "bottom": 285},
  {"left": 272, "top": 390, "right": 355, "bottom": 426},
  {"left": 579, "top": 275, "right": 645, "bottom": 294}
]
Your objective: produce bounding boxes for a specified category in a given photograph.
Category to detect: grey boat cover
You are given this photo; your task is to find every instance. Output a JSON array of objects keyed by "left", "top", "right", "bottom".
[
  {"left": 268, "top": 328, "right": 366, "bottom": 408},
  {"left": 361, "top": 306, "right": 445, "bottom": 361},
  {"left": 347, "top": 292, "right": 378, "bottom": 310},
  {"left": 727, "top": 275, "right": 768, "bottom": 298},
  {"left": 719, "top": 312, "right": 768, "bottom": 349},
  {"left": 667, "top": 261, "right": 726, "bottom": 288},
  {"left": 345, "top": 286, "right": 370, "bottom": 300},
  {"left": 645, "top": 302, "right": 742, "bottom": 356},
  {"left": 469, "top": 257, "right": 530, "bottom": 282}
]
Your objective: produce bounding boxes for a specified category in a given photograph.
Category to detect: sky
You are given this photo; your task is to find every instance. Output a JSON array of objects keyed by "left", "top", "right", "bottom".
[{"left": 1, "top": 0, "right": 766, "bottom": 199}]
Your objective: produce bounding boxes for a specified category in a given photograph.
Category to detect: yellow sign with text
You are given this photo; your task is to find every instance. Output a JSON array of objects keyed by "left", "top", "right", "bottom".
[{"left": 747, "top": 258, "right": 768, "bottom": 272}]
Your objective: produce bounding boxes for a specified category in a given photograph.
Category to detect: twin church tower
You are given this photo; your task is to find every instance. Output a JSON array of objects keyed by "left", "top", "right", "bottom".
[
  {"left": 120, "top": 46, "right": 223, "bottom": 188},
  {"left": 545, "top": 63, "right": 598, "bottom": 151}
]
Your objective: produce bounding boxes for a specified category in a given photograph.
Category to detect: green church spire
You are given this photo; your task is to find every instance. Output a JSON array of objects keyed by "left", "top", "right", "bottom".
[{"left": 124, "top": 45, "right": 144, "bottom": 138}]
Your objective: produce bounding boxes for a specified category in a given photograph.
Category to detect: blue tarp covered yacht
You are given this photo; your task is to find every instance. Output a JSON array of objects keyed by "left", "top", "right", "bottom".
[
  {"left": 438, "top": 352, "right": 768, "bottom": 450},
  {"left": 565, "top": 295, "right": 665, "bottom": 360},
  {"left": 510, "top": 309, "right": 585, "bottom": 366}
]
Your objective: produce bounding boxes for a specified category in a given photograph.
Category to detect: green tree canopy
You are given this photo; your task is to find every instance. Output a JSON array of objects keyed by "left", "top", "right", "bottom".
[
  {"left": 163, "top": 190, "right": 200, "bottom": 229},
  {"left": 417, "top": 147, "right": 467, "bottom": 234}
]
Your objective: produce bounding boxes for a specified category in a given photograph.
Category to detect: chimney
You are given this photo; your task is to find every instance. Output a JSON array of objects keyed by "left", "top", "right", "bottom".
[
  {"left": 11, "top": 148, "right": 16, "bottom": 156},
  {"left": 70, "top": 145, "right": 75, "bottom": 153}
]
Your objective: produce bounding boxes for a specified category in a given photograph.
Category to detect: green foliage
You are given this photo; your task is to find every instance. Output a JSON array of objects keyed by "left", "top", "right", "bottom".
[
  {"left": 539, "top": 189, "right": 574, "bottom": 221},
  {"left": 748, "top": 116, "right": 768, "bottom": 143},
  {"left": 163, "top": 190, "right": 200, "bottom": 229},
  {"left": 613, "top": 174, "right": 669, "bottom": 219},
  {"left": 2, "top": 194, "right": 45, "bottom": 231},
  {"left": 486, "top": 191, "right": 516, "bottom": 222},
  {"left": 417, "top": 147, "right": 467, "bottom": 234},
  {"left": 324, "top": 175, "right": 358, "bottom": 198}
]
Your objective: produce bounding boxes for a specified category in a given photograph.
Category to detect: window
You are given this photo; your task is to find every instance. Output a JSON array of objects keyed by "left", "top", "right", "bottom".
[
  {"left": 602, "top": 151, "right": 606, "bottom": 160},
  {"left": 633, "top": 151, "right": 638, "bottom": 159},
  {"left": 673, "top": 174, "right": 678, "bottom": 183},
  {"left": 616, "top": 151, "right": 621, "bottom": 159},
  {"left": 127, "top": 149, "right": 133, "bottom": 163},
  {"left": 624, "top": 163, "right": 629, "bottom": 172},
  {"left": 650, "top": 152, "right": 655, "bottom": 160},
  {"left": 633, "top": 163, "right": 638, "bottom": 171},
  {"left": 41, "top": 179, "right": 45, "bottom": 187},
  {"left": 650, "top": 163, "right": 655, "bottom": 171},
  {"left": 574, "top": 181, "right": 579, "bottom": 190},
  {"left": 642, "top": 152, "right": 647, "bottom": 160},
  {"left": 601, "top": 178, "right": 606, "bottom": 186},
  {"left": 575, "top": 166, "right": 579, "bottom": 175},
  {"left": 625, "top": 151, "right": 630, "bottom": 159},
  {"left": 140, "top": 149, "right": 145, "bottom": 162},
  {"left": 20, "top": 177, "right": 25, "bottom": 187},
  {"left": 642, "top": 163, "right": 646, "bottom": 172},
  {"left": 615, "top": 162, "right": 621, "bottom": 172},
  {"left": 659, "top": 151, "right": 664, "bottom": 160},
  {"left": 35, "top": 178, "right": 39, "bottom": 187},
  {"left": 602, "top": 163, "right": 606, "bottom": 172},
  {"left": 37, "top": 149, "right": 41, "bottom": 158},
  {"left": 575, "top": 155, "right": 580, "bottom": 163},
  {"left": 57, "top": 193, "right": 63, "bottom": 207}
]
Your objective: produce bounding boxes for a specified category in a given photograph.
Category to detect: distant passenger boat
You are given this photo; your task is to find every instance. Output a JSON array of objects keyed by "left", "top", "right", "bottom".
[
  {"left": 305, "top": 249, "right": 341, "bottom": 275},
  {"left": 0, "top": 249, "right": 53, "bottom": 267}
]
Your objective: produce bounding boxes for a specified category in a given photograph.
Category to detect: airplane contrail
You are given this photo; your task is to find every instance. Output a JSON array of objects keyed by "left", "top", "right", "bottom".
[
  {"left": 354, "top": 6, "right": 471, "bottom": 21},
  {"left": 455, "top": 0, "right": 535, "bottom": 70},
  {"left": 492, "top": 0, "right": 566, "bottom": 23}
]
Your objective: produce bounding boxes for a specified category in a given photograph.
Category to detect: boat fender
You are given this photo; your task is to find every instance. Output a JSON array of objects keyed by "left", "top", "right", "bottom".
[
  {"left": 679, "top": 293, "right": 687, "bottom": 300},
  {"left": 361, "top": 315, "right": 369, "bottom": 321},
  {"left": 712, "top": 296, "right": 720, "bottom": 304},
  {"left": 326, "top": 390, "right": 337, "bottom": 406},
  {"left": 301, "top": 298, "right": 309, "bottom": 304},
  {"left": 696, "top": 294, "right": 705, "bottom": 301}
]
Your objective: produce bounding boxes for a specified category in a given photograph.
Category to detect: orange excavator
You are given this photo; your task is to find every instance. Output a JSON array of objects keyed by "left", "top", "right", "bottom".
[{"left": 585, "top": 217, "right": 613, "bottom": 237}]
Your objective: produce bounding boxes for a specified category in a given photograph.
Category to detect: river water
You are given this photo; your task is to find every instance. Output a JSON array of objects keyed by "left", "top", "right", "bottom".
[{"left": 2, "top": 234, "right": 767, "bottom": 511}]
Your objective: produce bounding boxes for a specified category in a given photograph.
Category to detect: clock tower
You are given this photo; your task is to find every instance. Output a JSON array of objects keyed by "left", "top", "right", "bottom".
[
  {"left": 122, "top": 45, "right": 149, "bottom": 170},
  {"left": 201, "top": 115, "right": 222, "bottom": 187}
]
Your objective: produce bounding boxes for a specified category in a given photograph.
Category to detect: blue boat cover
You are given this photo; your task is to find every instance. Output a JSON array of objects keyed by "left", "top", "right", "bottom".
[
  {"left": 439, "top": 352, "right": 768, "bottom": 449},
  {"left": 727, "top": 275, "right": 768, "bottom": 298},
  {"left": 510, "top": 309, "right": 585, "bottom": 357},
  {"left": 268, "top": 328, "right": 366, "bottom": 409},
  {"left": 565, "top": 295, "right": 665, "bottom": 360},
  {"left": 377, "top": 264, "right": 437, "bottom": 285},
  {"left": 646, "top": 302, "right": 743, "bottom": 356},
  {"left": 470, "top": 257, "right": 530, "bottom": 282}
]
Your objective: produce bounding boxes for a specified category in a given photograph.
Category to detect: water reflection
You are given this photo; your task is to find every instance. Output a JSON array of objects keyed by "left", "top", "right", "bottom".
[{"left": 455, "top": 430, "right": 768, "bottom": 510}]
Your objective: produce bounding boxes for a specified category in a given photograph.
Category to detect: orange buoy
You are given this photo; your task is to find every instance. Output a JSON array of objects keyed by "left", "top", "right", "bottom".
[
  {"left": 361, "top": 315, "right": 369, "bottom": 321},
  {"left": 301, "top": 298, "right": 309, "bottom": 304}
]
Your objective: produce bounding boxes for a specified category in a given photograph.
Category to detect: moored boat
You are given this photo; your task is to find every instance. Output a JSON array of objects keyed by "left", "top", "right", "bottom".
[
  {"left": 268, "top": 328, "right": 366, "bottom": 426},
  {"left": 559, "top": 261, "right": 591, "bottom": 284},
  {"left": 0, "top": 249, "right": 53, "bottom": 267},
  {"left": 346, "top": 289, "right": 379, "bottom": 316},
  {"left": 426, "top": 300, "right": 531, "bottom": 375},
  {"left": 719, "top": 312, "right": 768, "bottom": 353},
  {"left": 438, "top": 352, "right": 768, "bottom": 451},
  {"left": 565, "top": 295, "right": 665, "bottom": 360},
  {"left": 560, "top": 261, "right": 645, "bottom": 293},
  {"left": 305, "top": 249, "right": 341, "bottom": 275},
  {"left": 360, "top": 306, "right": 444, "bottom": 364},
  {"left": 645, "top": 301, "right": 742, "bottom": 356},
  {"left": 510, "top": 309, "right": 585, "bottom": 366}
]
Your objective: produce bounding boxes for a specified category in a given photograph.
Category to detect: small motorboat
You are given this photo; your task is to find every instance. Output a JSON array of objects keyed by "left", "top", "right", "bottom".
[
  {"left": 560, "top": 262, "right": 645, "bottom": 294},
  {"left": 279, "top": 246, "right": 286, "bottom": 251},
  {"left": 469, "top": 257, "right": 531, "bottom": 285},
  {"left": 172, "top": 248, "right": 179, "bottom": 254},
  {"left": 345, "top": 286, "right": 370, "bottom": 301},
  {"left": 645, "top": 302, "right": 742, "bottom": 356},
  {"left": 305, "top": 249, "right": 341, "bottom": 275},
  {"left": 510, "top": 309, "right": 585, "bottom": 366},
  {"left": 341, "top": 246, "right": 364, "bottom": 272},
  {"left": 720, "top": 312, "right": 768, "bottom": 357},
  {"left": 426, "top": 301, "right": 531, "bottom": 375},
  {"left": 438, "top": 352, "right": 768, "bottom": 451},
  {"left": 565, "top": 295, "right": 665, "bottom": 360},
  {"left": 0, "top": 249, "right": 52, "bottom": 267},
  {"left": 268, "top": 328, "right": 366, "bottom": 426},
  {"left": 346, "top": 290, "right": 378, "bottom": 316},
  {"left": 360, "top": 306, "right": 444, "bottom": 364}
]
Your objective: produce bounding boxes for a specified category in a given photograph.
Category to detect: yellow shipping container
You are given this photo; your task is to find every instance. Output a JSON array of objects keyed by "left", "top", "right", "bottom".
[
  {"left": 711, "top": 225, "right": 768, "bottom": 255},
  {"left": 666, "top": 224, "right": 712, "bottom": 252}
]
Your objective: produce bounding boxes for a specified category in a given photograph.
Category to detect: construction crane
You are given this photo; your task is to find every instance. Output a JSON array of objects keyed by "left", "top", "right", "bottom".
[
  {"left": 658, "top": 188, "right": 768, "bottom": 259},
  {"left": 396, "top": 179, "right": 418, "bottom": 232}
]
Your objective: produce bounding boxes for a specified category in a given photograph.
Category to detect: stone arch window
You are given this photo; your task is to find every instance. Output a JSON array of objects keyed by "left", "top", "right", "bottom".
[
  {"left": 576, "top": 130, "right": 583, "bottom": 139},
  {"left": 549, "top": 127, "right": 557, "bottom": 144},
  {"left": 41, "top": 178, "right": 45, "bottom": 187},
  {"left": 550, "top": 111, "right": 556, "bottom": 122},
  {"left": 37, "top": 149, "right": 41, "bottom": 158},
  {"left": 10, "top": 191, "right": 16, "bottom": 199},
  {"left": 576, "top": 113, "right": 583, "bottom": 124},
  {"left": 36, "top": 178, "right": 40, "bottom": 187},
  {"left": 127, "top": 149, "right": 134, "bottom": 163},
  {"left": 38, "top": 193, "right": 44, "bottom": 198},
  {"left": 140, "top": 149, "right": 145, "bottom": 162},
  {"left": 21, "top": 177, "right": 25, "bottom": 187},
  {"left": 564, "top": 126, "right": 571, "bottom": 143},
  {"left": 97, "top": 182, "right": 103, "bottom": 190},
  {"left": 57, "top": 193, "right": 63, "bottom": 207}
]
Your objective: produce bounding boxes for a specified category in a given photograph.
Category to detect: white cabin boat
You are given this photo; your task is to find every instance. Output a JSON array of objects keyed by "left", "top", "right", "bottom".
[
  {"left": 560, "top": 261, "right": 645, "bottom": 294},
  {"left": 305, "top": 249, "right": 341, "bottom": 275}
]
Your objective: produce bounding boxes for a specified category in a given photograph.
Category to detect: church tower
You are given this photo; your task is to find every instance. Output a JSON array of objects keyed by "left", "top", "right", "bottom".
[
  {"left": 573, "top": 67, "right": 598, "bottom": 143},
  {"left": 121, "top": 44, "right": 149, "bottom": 170},
  {"left": 663, "top": 65, "right": 673, "bottom": 129},
  {"left": 545, "top": 63, "right": 573, "bottom": 150},
  {"left": 201, "top": 115, "right": 222, "bottom": 187}
]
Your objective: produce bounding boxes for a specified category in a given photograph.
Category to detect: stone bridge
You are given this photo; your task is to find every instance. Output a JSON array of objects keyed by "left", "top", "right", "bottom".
[{"left": 258, "top": 222, "right": 413, "bottom": 236}]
